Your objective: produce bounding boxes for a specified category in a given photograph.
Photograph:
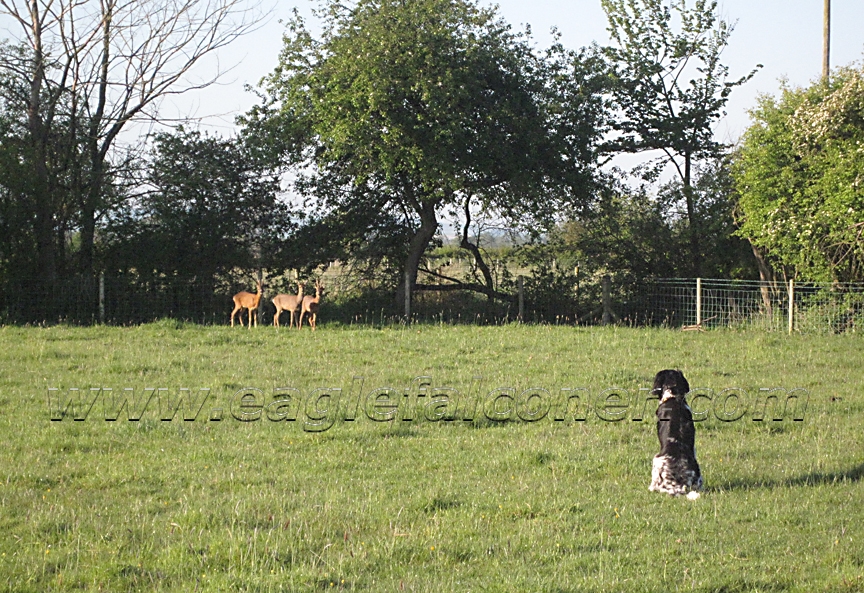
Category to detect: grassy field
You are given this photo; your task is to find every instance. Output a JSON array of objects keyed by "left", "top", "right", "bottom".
[{"left": 0, "top": 322, "right": 862, "bottom": 592}]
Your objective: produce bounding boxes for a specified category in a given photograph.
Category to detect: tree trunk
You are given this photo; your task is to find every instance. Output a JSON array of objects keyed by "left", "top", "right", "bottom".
[
  {"left": 683, "top": 153, "right": 700, "bottom": 278},
  {"left": 26, "top": 6, "right": 56, "bottom": 284},
  {"left": 79, "top": 4, "right": 113, "bottom": 279},
  {"left": 401, "top": 200, "right": 438, "bottom": 309},
  {"left": 32, "top": 145, "right": 56, "bottom": 284},
  {"left": 460, "top": 195, "right": 495, "bottom": 301},
  {"left": 750, "top": 242, "right": 775, "bottom": 315},
  {"left": 79, "top": 164, "right": 100, "bottom": 277}
]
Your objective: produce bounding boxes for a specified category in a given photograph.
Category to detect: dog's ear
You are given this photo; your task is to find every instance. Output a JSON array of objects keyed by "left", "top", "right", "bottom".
[{"left": 652, "top": 370, "right": 668, "bottom": 394}]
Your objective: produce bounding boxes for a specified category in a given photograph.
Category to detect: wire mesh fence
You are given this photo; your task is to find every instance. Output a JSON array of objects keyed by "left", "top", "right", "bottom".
[
  {"left": 3, "top": 274, "right": 864, "bottom": 333},
  {"left": 0, "top": 276, "right": 230, "bottom": 326},
  {"left": 624, "top": 278, "right": 864, "bottom": 333}
]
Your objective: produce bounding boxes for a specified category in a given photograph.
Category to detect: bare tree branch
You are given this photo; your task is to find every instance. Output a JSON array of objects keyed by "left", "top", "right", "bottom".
[{"left": 0, "top": 0, "right": 270, "bottom": 277}]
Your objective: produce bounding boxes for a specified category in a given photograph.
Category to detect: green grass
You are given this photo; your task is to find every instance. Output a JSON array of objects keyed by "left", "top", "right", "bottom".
[{"left": 1, "top": 322, "right": 862, "bottom": 591}]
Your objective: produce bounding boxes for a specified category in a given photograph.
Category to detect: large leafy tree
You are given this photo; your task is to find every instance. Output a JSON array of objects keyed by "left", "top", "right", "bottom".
[
  {"left": 556, "top": 155, "right": 753, "bottom": 287},
  {"left": 103, "top": 128, "right": 294, "bottom": 287},
  {"left": 601, "top": 0, "right": 758, "bottom": 277},
  {"left": 0, "top": 42, "right": 37, "bottom": 284},
  {"left": 734, "top": 67, "right": 864, "bottom": 282},
  {"left": 244, "top": 0, "right": 605, "bottom": 304}
]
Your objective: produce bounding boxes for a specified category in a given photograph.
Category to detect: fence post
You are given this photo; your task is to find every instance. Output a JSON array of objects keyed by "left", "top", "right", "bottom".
[
  {"left": 257, "top": 268, "right": 264, "bottom": 326},
  {"left": 517, "top": 275, "right": 524, "bottom": 322},
  {"left": 788, "top": 279, "right": 794, "bottom": 334},
  {"left": 99, "top": 272, "right": 105, "bottom": 324},
  {"left": 696, "top": 277, "right": 702, "bottom": 326},
  {"left": 404, "top": 269, "right": 411, "bottom": 323},
  {"left": 602, "top": 275, "right": 611, "bottom": 325}
]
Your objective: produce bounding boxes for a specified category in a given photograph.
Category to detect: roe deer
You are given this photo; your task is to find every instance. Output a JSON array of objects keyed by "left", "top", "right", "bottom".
[
  {"left": 231, "top": 279, "right": 263, "bottom": 328},
  {"left": 298, "top": 280, "right": 322, "bottom": 330},
  {"left": 272, "top": 282, "right": 304, "bottom": 328}
]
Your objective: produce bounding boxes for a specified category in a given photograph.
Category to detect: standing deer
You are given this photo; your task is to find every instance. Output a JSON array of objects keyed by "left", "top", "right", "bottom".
[
  {"left": 298, "top": 280, "right": 322, "bottom": 330},
  {"left": 231, "top": 279, "right": 263, "bottom": 328},
  {"left": 272, "top": 282, "right": 304, "bottom": 328}
]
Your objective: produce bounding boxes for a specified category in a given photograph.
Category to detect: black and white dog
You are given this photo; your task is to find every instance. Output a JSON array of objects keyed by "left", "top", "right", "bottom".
[{"left": 649, "top": 369, "right": 702, "bottom": 499}]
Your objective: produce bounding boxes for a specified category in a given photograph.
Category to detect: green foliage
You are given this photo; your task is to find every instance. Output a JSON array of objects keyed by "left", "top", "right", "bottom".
[
  {"left": 0, "top": 48, "right": 36, "bottom": 282},
  {"left": 601, "top": 0, "right": 759, "bottom": 276},
  {"left": 244, "top": 0, "right": 606, "bottom": 293},
  {"left": 602, "top": 0, "right": 754, "bottom": 167},
  {"left": 548, "top": 159, "right": 756, "bottom": 289},
  {"left": 103, "top": 128, "right": 295, "bottom": 285},
  {"left": 0, "top": 41, "right": 88, "bottom": 285},
  {"left": 734, "top": 67, "right": 864, "bottom": 281}
]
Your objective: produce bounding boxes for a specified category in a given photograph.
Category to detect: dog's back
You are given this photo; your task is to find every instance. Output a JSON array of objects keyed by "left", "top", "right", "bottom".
[
  {"left": 657, "top": 396, "right": 696, "bottom": 454},
  {"left": 649, "top": 369, "right": 702, "bottom": 496}
]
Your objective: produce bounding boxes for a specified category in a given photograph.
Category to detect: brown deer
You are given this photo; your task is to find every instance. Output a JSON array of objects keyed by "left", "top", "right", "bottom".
[
  {"left": 272, "top": 282, "right": 304, "bottom": 328},
  {"left": 231, "top": 279, "right": 263, "bottom": 328},
  {"left": 298, "top": 280, "right": 322, "bottom": 330}
]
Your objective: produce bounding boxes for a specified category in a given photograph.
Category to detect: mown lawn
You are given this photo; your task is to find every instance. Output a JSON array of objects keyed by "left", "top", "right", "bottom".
[{"left": 0, "top": 322, "right": 862, "bottom": 591}]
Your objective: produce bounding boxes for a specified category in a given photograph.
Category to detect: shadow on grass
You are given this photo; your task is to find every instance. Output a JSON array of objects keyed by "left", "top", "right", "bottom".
[{"left": 706, "top": 462, "right": 864, "bottom": 492}]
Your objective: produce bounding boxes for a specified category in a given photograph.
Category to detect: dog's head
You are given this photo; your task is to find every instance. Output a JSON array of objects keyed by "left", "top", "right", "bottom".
[{"left": 652, "top": 369, "right": 690, "bottom": 402}]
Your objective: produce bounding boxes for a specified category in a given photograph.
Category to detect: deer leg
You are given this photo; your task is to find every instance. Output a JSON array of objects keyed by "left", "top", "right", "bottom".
[
  {"left": 231, "top": 305, "right": 241, "bottom": 327},
  {"left": 311, "top": 312, "right": 317, "bottom": 331}
]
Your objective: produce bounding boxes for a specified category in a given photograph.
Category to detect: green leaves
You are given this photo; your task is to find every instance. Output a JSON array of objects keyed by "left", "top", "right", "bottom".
[
  {"left": 601, "top": 0, "right": 757, "bottom": 164},
  {"left": 733, "top": 68, "right": 864, "bottom": 281},
  {"left": 601, "top": 0, "right": 759, "bottom": 277},
  {"left": 103, "top": 128, "right": 295, "bottom": 283},
  {"left": 248, "top": 0, "right": 605, "bottom": 292}
]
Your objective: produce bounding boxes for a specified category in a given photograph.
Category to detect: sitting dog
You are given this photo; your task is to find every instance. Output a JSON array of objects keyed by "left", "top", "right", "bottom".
[{"left": 648, "top": 369, "right": 702, "bottom": 499}]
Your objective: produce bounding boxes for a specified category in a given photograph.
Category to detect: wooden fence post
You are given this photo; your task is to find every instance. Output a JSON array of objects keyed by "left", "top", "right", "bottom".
[
  {"left": 696, "top": 277, "right": 702, "bottom": 326},
  {"left": 404, "top": 269, "right": 411, "bottom": 323},
  {"left": 257, "top": 268, "right": 263, "bottom": 326},
  {"left": 517, "top": 275, "right": 524, "bottom": 322},
  {"left": 788, "top": 279, "right": 794, "bottom": 334},
  {"left": 602, "top": 275, "right": 611, "bottom": 325}
]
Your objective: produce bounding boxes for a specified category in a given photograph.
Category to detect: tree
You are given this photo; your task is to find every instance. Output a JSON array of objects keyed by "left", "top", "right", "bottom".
[
  {"left": 0, "top": 43, "right": 32, "bottom": 282},
  {"left": 733, "top": 67, "right": 864, "bottom": 282},
  {"left": 244, "top": 0, "right": 605, "bottom": 305},
  {"left": 103, "top": 128, "right": 294, "bottom": 287},
  {"left": 0, "top": 40, "right": 84, "bottom": 286},
  {"left": 601, "top": 0, "right": 759, "bottom": 277},
  {"left": 0, "top": 0, "right": 265, "bottom": 283}
]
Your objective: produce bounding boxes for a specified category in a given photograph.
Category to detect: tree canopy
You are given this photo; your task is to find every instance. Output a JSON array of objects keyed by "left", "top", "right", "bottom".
[
  {"left": 244, "top": 0, "right": 607, "bottom": 303},
  {"left": 0, "top": 0, "right": 264, "bottom": 285},
  {"left": 601, "top": 0, "right": 759, "bottom": 276},
  {"left": 103, "top": 128, "right": 294, "bottom": 286},
  {"left": 734, "top": 67, "right": 864, "bottom": 282}
]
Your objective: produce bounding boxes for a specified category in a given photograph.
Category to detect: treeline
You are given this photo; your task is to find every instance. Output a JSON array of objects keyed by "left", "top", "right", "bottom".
[{"left": 1, "top": 0, "right": 861, "bottom": 324}]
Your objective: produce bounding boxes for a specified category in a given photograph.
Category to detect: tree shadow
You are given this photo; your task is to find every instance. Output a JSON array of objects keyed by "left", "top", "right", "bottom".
[{"left": 706, "top": 462, "right": 864, "bottom": 493}]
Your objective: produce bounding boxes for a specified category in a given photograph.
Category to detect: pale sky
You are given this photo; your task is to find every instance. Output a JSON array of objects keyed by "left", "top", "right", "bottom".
[{"left": 172, "top": 0, "right": 864, "bottom": 145}]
